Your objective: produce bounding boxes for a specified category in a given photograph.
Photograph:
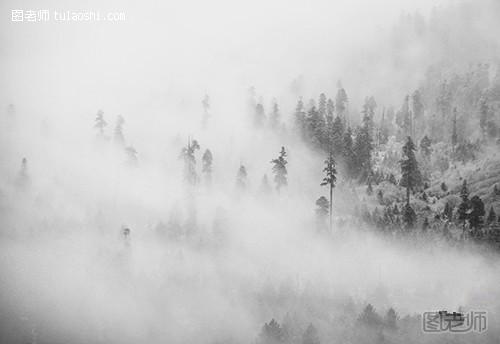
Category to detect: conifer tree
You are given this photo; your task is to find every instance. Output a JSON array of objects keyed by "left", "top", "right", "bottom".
[
  {"left": 302, "top": 323, "right": 320, "bottom": 344},
  {"left": 125, "top": 146, "right": 138, "bottom": 167},
  {"left": 331, "top": 116, "right": 345, "bottom": 156},
  {"left": 94, "top": 110, "right": 107, "bottom": 137},
  {"left": 255, "top": 103, "right": 266, "bottom": 128},
  {"left": 420, "top": 135, "right": 432, "bottom": 158},
  {"left": 180, "top": 139, "right": 200, "bottom": 185},
  {"left": 402, "top": 203, "right": 417, "bottom": 229},
  {"left": 469, "top": 195, "right": 485, "bottom": 231},
  {"left": 113, "top": 115, "right": 125, "bottom": 146},
  {"left": 443, "top": 202, "right": 453, "bottom": 220},
  {"left": 306, "top": 105, "right": 326, "bottom": 149},
  {"left": 384, "top": 308, "right": 399, "bottom": 330},
  {"left": 457, "top": 180, "right": 470, "bottom": 231},
  {"left": 441, "top": 182, "right": 448, "bottom": 192},
  {"left": 354, "top": 118, "right": 373, "bottom": 181},
  {"left": 487, "top": 206, "right": 497, "bottom": 224},
  {"left": 257, "top": 319, "right": 285, "bottom": 344},
  {"left": 399, "top": 136, "right": 422, "bottom": 206},
  {"left": 236, "top": 165, "right": 248, "bottom": 190},
  {"left": 321, "top": 152, "right": 337, "bottom": 231},
  {"left": 342, "top": 127, "right": 355, "bottom": 176},
  {"left": 335, "top": 87, "right": 348, "bottom": 121},
  {"left": 294, "top": 98, "right": 306, "bottom": 137},
  {"left": 15, "top": 157, "right": 30, "bottom": 189},
  {"left": 271, "top": 147, "right": 288, "bottom": 193},
  {"left": 202, "top": 149, "right": 213, "bottom": 184},
  {"left": 269, "top": 99, "right": 280, "bottom": 130}
]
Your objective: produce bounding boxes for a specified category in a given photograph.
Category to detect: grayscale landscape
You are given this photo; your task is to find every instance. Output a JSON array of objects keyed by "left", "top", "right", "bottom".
[{"left": 1, "top": 0, "right": 500, "bottom": 343}]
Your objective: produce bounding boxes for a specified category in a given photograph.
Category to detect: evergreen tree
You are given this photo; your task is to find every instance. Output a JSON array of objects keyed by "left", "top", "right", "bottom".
[
  {"left": 294, "top": 98, "right": 306, "bottom": 138},
  {"left": 377, "top": 189, "right": 384, "bottom": 205},
  {"left": 321, "top": 152, "right": 337, "bottom": 231},
  {"left": 420, "top": 135, "right": 432, "bottom": 158},
  {"left": 399, "top": 136, "right": 422, "bottom": 206},
  {"left": 202, "top": 149, "right": 213, "bottom": 184},
  {"left": 315, "top": 196, "right": 329, "bottom": 232},
  {"left": 457, "top": 180, "right": 470, "bottom": 231},
  {"left": 342, "top": 127, "right": 355, "bottom": 176},
  {"left": 361, "top": 96, "right": 377, "bottom": 135},
  {"left": 487, "top": 206, "right": 497, "bottom": 225},
  {"left": 269, "top": 99, "right": 281, "bottom": 130},
  {"left": 125, "top": 146, "right": 138, "bottom": 167},
  {"left": 335, "top": 87, "right": 348, "bottom": 120},
  {"left": 469, "top": 195, "right": 485, "bottom": 231},
  {"left": 402, "top": 203, "right": 417, "bottom": 229},
  {"left": 302, "top": 323, "right": 320, "bottom": 344},
  {"left": 358, "top": 304, "right": 383, "bottom": 327},
  {"left": 326, "top": 98, "right": 335, "bottom": 124},
  {"left": 331, "top": 116, "right": 345, "bottom": 156},
  {"left": 257, "top": 319, "right": 285, "bottom": 344},
  {"left": 443, "top": 202, "right": 453, "bottom": 220},
  {"left": 306, "top": 105, "right": 326, "bottom": 149},
  {"left": 113, "top": 115, "right": 125, "bottom": 146},
  {"left": 271, "top": 147, "right": 288, "bottom": 193},
  {"left": 180, "top": 139, "right": 200, "bottom": 185},
  {"left": 236, "top": 165, "right": 248, "bottom": 190},
  {"left": 353, "top": 120, "right": 373, "bottom": 181},
  {"left": 15, "top": 157, "right": 30, "bottom": 189},
  {"left": 318, "top": 93, "right": 327, "bottom": 118},
  {"left": 94, "top": 110, "right": 107, "bottom": 137},
  {"left": 255, "top": 102, "right": 266, "bottom": 128},
  {"left": 384, "top": 308, "right": 399, "bottom": 330}
]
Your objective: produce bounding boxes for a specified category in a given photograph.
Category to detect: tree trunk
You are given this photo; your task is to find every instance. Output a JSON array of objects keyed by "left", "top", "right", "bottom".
[{"left": 329, "top": 184, "right": 333, "bottom": 232}]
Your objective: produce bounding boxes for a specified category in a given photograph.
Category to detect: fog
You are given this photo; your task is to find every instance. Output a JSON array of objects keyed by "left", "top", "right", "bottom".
[{"left": 1, "top": 0, "right": 500, "bottom": 343}]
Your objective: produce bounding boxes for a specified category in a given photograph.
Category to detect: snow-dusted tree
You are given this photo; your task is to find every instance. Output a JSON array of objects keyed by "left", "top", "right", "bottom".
[
  {"left": 335, "top": 86, "right": 348, "bottom": 120},
  {"left": 202, "top": 149, "right": 213, "bottom": 185},
  {"left": 269, "top": 99, "right": 280, "bottom": 130},
  {"left": 236, "top": 165, "right": 247, "bottom": 190},
  {"left": 125, "top": 146, "right": 138, "bottom": 167},
  {"left": 399, "top": 136, "right": 422, "bottom": 206},
  {"left": 419, "top": 135, "right": 432, "bottom": 158},
  {"left": 457, "top": 180, "right": 470, "bottom": 231},
  {"left": 180, "top": 139, "right": 200, "bottom": 185},
  {"left": 94, "top": 110, "right": 107, "bottom": 137},
  {"left": 302, "top": 323, "right": 320, "bottom": 344},
  {"left": 271, "top": 146, "right": 288, "bottom": 193},
  {"left": 113, "top": 115, "right": 125, "bottom": 146},
  {"left": 321, "top": 152, "right": 337, "bottom": 231}
]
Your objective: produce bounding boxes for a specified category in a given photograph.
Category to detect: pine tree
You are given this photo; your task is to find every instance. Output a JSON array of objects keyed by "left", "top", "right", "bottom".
[
  {"left": 255, "top": 102, "right": 266, "bottom": 128},
  {"left": 257, "top": 319, "right": 285, "bottom": 344},
  {"left": 443, "top": 202, "right": 453, "bottom": 220},
  {"left": 457, "top": 180, "right": 470, "bottom": 231},
  {"left": 271, "top": 147, "right": 288, "bottom": 193},
  {"left": 331, "top": 116, "right": 345, "bottom": 156},
  {"left": 321, "top": 152, "right": 337, "bottom": 231},
  {"left": 306, "top": 105, "right": 326, "bottom": 149},
  {"left": 294, "top": 98, "right": 306, "bottom": 138},
  {"left": 335, "top": 87, "right": 348, "bottom": 121},
  {"left": 94, "top": 110, "right": 107, "bottom": 137},
  {"left": 399, "top": 136, "right": 422, "bottom": 206},
  {"left": 469, "top": 195, "right": 485, "bottom": 231},
  {"left": 236, "top": 165, "right": 248, "bottom": 190},
  {"left": 269, "top": 99, "right": 280, "bottom": 130},
  {"left": 318, "top": 93, "right": 327, "bottom": 118},
  {"left": 358, "top": 304, "right": 382, "bottom": 327},
  {"left": 384, "top": 308, "right": 399, "bottom": 330},
  {"left": 402, "top": 203, "right": 417, "bottom": 229},
  {"left": 315, "top": 196, "right": 329, "bottom": 232},
  {"left": 487, "top": 206, "right": 497, "bottom": 225},
  {"left": 420, "top": 135, "right": 432, "bottom": 158},
  {"left": 180, "top": 139, "right": 200, "bottom": 185},
  {"left": 202, "top": 149, "right": 213, "bottom": 185},
  {"left": 125, "top": 146, "right": 138, "bottom": 167},
  {"left": 113, "top": 115, "right": 125, "bottom": 146},
  {"left": 342, "top": 127, "right": 355, "bottom": 176},
  {"left": 353, "top": 120, "right": 373, "bottom": 181},
  {"left": 302, "top": 323, "right": 320, "bottom": 344}
]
